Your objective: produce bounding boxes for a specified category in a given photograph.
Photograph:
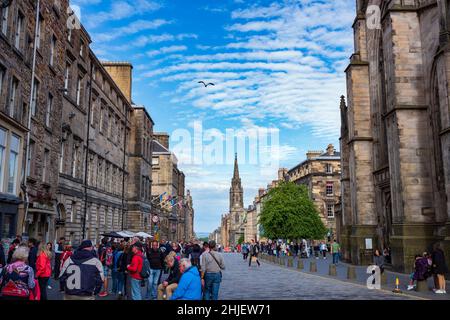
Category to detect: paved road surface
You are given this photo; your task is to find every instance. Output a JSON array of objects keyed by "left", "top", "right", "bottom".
[{"left": 47, "top": 253, "right": 419, "bottom": 300}]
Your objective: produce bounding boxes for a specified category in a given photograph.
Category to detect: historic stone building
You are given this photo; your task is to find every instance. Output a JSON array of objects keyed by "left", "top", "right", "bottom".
[
  {"left": 57, "top": 27, "right": 133, "bottom": 245},
  {"left": 151, "top": 133, "right": 193, "bottom": 242},
  {"left": 220, "top": 154, "right": 247, "bottom": 247},
  {"left": 0, "top": 0, "right": 66, "bottom": 242},
  {"left": 287, "top": 145, "right": 341, "bottom": 236},
  {"left": 339, "top": 0, "right": 450, "bottom": 271}
]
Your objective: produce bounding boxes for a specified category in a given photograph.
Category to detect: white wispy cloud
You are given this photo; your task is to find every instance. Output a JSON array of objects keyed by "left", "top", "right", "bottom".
[
  {"left": 146, "top": 45, "right": 188, "bottom": 57},
  {"left": 93, "top": 19, "right": 172, "bottom": 42}
]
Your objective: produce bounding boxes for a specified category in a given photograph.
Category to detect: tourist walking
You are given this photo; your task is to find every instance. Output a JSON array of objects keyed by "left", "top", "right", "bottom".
[
  {"left": 373, "top": 249, "right": 385, "bottom": 274},
  {"left": 53, "top": 237, "right": 65, "bottom": 280},
  {"left": 201, "top": 241, "right": 225, "bottom": 300},
  {"left": 6, "top": 239, "right": 20, "bottom": 264},
  {"left": 248, "top": 240, "right": 260, "bottom": 267},
  {"left": 126, "top": 242, "right": 145, "bottom": 300},
  {"left": 242, "top": 243, "right": 249, "bottom": 261},
  {"left": 36, "top": 242, "right": 52, "bottom": 300},
  {"left": 111, "top": 243, "right": 124, "bottom": 296},
  {"left": 170, "top": 258, "right": 202, "bottom": 300},
  {"left": 330, "top": 239, "right": 341, "bottom": 265},
  {"left": 59, "top": 245, "right": 73, "bottom": 292},
  {"left": 319, "top": 241, "right": 327, "bottom": 259},
  {"left": 146, "top": 240, "right": 164, "bottom": 300},
  {"left": 28, "top": 238, "right": 38, "bottom": 272},
  {"left": 431, "top": 242, "right": 448, "bottom": 294},
  {"left": 59, "top": 240, "right": 104, "bottom": 300},
  {"left": 0, "top": 245, "right": 38, "bottom": 300}
]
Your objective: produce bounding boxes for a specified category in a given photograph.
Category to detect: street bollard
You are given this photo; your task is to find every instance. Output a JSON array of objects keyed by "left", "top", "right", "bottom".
[
  {"left": 381, "top": 272, "right": 387, "bottom": 285},
  {"left": 280, "top": 257, "right": 284, "bottom": 266},
  {"left": 310, "top": 261, "right": 317, "bottom": 272},
  {"left": 297, "top": 259, "right": 304, "bottom": 270},
  {"left": 347, "top": 266, "right": 356, "bottom": 280},
  {"left": 416, "top": 280, "right": 429, "bottom": 292},
  {"left": 329, "top": 264, "right": 337, "bottom": 276},
  {"left": 287, "top": 258, "right": 293, "bottom": 268}
]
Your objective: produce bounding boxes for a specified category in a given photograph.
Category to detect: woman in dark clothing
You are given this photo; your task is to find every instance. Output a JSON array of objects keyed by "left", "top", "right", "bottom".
[
  {"left": 0, "top": 243, "right": 5, "bottom": 268},
  {"left": 431, "top": 242, "right": 448, "bottom": 294},
  {"left": 119, "top": 243, "right": 130, "bottom": 300},
  {"left": 373, "top": 249, "right": 385, "bottom": 274}
]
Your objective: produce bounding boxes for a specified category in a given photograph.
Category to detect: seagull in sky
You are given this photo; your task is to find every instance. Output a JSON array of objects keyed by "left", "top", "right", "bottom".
[{"left": 198, "top": 81, "right": 215, "bottom": 87}]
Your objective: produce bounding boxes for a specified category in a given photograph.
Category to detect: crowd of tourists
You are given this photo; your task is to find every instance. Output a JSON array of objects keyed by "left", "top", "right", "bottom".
[{"left": 0, "top": 235, "right": 225, "bottom": 300}]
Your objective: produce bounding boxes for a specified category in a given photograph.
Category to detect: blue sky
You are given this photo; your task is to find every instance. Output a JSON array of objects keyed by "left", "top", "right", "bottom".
[{"left": 71, "top": 0, "right": 355, "bottom": 235}]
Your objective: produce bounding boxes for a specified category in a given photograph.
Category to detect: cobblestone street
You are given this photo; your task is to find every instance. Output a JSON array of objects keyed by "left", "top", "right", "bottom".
[{"left": 219, "top": 254, "right": 416, "bottom": 300}]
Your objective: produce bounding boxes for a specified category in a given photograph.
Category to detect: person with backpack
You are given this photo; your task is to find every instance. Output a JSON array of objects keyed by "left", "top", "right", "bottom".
[
  {"left": 59, "top": 245, "right": 73, "bottom": 292},
  {"left": 248, "top": 239, "right": 260, "bottom": 267},
  {"left": 98, "top": 239, "right": 113, "bottom": 297},
  {"left": 242, "top": 243, "right": 249, "bottom": 261},
  {"left": 111, "top": 243, "right": 124, "bottom": 296},
  {"left": 201, "top": 241, "right": 225, "bottom": 300},
  {"left": 127, "top": 242, "right": 145, "bottom": 300},
  {"left": 36, "top": 242, "right": 52, "bottom": 300},
  {"left": 0, "top": 245, "right": 37, "bottom": 300},
  {"left": 145, "top": 240, "right": 164, "bottom": 300},
  {"left": 59, "top": 240, "right": 104, "bottom": 300}
]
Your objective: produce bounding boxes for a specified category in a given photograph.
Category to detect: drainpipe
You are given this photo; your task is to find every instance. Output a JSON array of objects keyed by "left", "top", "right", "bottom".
[
  {"left": 22, "top": 0, "right": 40, "bottom": 234},
  {"left": 121, "top": 108, "right": 128, "bottom": 230},
  {"left": 81, "top": 57, "right": 94, "bottom": 240}
]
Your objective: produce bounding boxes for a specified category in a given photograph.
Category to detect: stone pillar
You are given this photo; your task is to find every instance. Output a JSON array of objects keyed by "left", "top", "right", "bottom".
[{"left": 310, "top": 261, "right": 317, "bottom": 272}]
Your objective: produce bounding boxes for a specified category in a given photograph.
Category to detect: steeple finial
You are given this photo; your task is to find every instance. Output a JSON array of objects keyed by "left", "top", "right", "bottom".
[{"left": 233, "top": 153, "right": 239, "bottom": 180}]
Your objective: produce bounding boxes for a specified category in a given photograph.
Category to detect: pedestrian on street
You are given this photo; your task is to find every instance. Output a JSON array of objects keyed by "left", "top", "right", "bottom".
[
  {"left": 53, "top": 237, "right": 65, "bottom": 280},
  {"left": 431, "top": 242, "right": 448, "bottom": 294},
  {"left": 59, "top": 240, "right": 104, "bottom": 300},
  {"left": 242, "top": 243, "right": 249, "bottom": 261},
  {"left": 111, "top": 243, "right": 123, "bottom": 296},
  {"left": 248, "top": 240, "right": 260, "bottom": 267},
  {"left": 36, "top": 242, "right": 52, "bottom": 300},
  {"left": 373, "top": 249, "right": 385, "bottom": 274},
  {"left": 0, "top": 245, "right": 39, "bottom": 300},
  {"left": 201, "top": 240, "right": 225, "bottom": 300},
  {"left": 330, "top": 239, "right": 341, "bottom": 265},
  {"left": 145, "top": 240, "right": 164, "bottom": 300},
  {"left": 320, "top": 241, "right": 327, "bottom": 259},
  {"left": 170, "top": 258, "right": 202, "bottom": 300},
  {"left": 189, "top": 243, "right": 202, "bottom": 270},
  {"left": 59, "top": 245, "right": 73, "bottom": 292},
  {"left": 6, "top": 239, "right": 20, "bottom": 265},
  {"left": 119, "top": 243, "right": 131, "bottom": 299},
  {"left": 127, "top": 242, "right": 145, "bottom": 300},
  {"left": 27, "top": 238, "right": 39, "bottom": 273},
  {"left": 97, "top": 238, "right": 112, "bottom": 297}
]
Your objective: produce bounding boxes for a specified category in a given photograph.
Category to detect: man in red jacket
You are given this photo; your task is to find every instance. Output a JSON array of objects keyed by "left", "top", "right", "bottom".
[{"left": 127, "top": 242, "right": 144, "bottom": 300}]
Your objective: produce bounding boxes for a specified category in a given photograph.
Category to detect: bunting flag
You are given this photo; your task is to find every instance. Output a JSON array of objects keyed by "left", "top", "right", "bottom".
[{"left": 151, "top": 192, "right": 167, "bottom": 204}]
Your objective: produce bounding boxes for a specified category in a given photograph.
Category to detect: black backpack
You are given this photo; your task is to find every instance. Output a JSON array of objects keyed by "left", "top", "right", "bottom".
[{"left": 140, "top": 255, "right": 151, "bottom": 279}]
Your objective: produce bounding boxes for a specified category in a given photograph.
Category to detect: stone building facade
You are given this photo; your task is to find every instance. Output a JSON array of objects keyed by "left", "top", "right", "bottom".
[
  {"left": 0, "top": 0, "right": 66, "bottom": 242},
  {"left": 287, "top": 144, "right": 341, "bottom": 236},
  {"left": 151, "top": 133, "right": 193, "bottom": 242},
  {"left": 339, "top": 0, "right": 450, "bottom": 272},
  {"left": 57, "top": 29, "right": 133, "bottom": 245}
]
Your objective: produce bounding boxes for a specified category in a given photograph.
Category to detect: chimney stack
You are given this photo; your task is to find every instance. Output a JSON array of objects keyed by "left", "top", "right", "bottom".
[
  {"left": 154, "top": 132, "right": 170, "bottom": 149},
  {"left": 326, "top": 144, "right": 335, "bottom": 155},
  {"left": 102, "top": 61, "right": 133, "bottom": 103}
]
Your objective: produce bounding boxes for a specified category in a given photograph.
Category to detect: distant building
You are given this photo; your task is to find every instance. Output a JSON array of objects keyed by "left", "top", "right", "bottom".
[{"left": 287, "top": 144, "right": 341, "bottom": 237}]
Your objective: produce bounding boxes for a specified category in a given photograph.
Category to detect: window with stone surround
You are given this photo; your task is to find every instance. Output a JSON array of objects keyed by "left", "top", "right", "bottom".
[
  {"left": 64, "top": 62, "right": 70, "bottom": 93},
  {"left": 325, "top": 164, "right": 333, "bottom": 174},
  {"left": 1, "top": 6, "right": 8, "bottom": 36},
  {"left": 43, "top": 148, "right": 50, "bottom": 183},
  {"left": 14, "top": 11, "right": 24, "bottom": 51},
  {"left": 0, "top": 127, "right": 5, "bottom": 192},
  {"left": 326, "top": 182, "right": 333, "bottom": 196},
  {"left": 36, "top": 16, "right": 43, "bottom": 49},
  {"left": 50, "top": 35, "right": 56, "bottom": 66},
  {"left": 46, "top": 93, "right": 53, "bottom": 127},
  {"left": 327, "top": 204, "right": 335, "bottom": 218},
  {"left": 0, "top": 66, "right": 5, "bottom": 104},
  {"left": 31, "top": 79, "right": 39, "bottom": 117},
  {"left": 9, "top": 77, "right": 19, "bottom": 118}
]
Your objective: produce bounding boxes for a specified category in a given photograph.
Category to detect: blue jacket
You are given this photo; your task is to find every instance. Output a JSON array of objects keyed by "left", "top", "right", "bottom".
[
  {"left": 170, "top": 266, "right": 202, "bottom": 300},
  {"left": 59, "top": 249, "right": 104, "bottom": 296}
]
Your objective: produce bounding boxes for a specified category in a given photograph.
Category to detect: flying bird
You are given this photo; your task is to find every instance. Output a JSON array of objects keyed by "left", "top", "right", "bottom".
[{"left": 198, "top": 81, "right": 215, "bottom": 87}]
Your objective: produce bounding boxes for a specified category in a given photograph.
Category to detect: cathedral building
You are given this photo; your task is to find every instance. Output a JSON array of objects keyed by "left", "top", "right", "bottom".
[
  {"left": 339, "top": 0, "right": 450, "bottom": 272},
  {"left": 221, "top": 154, "right": 246, "bottom": 247}
]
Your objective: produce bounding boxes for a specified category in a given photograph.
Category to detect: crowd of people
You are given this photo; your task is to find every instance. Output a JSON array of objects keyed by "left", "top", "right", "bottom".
[{"left": 0, "top": 235, "right": 226, "bottom": 300}]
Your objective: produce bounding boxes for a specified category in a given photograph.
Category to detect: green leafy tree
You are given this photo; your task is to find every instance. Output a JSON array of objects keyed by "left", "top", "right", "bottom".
[
  {"left": 259, "top": 182, "right": 327, "bottom": 240},
  {"left": 237, "top": 234, "right": 245, "bottom": 245},
  {"left": 199, "top": 237, "right": 209, "bottom": 243}
]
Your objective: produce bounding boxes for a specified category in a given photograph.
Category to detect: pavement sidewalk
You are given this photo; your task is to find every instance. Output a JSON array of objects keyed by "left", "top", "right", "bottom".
[{"left": 260, "top": 253, "right": 450, "bottom": 300}]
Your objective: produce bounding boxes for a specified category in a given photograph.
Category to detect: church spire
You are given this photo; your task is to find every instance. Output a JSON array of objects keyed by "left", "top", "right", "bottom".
[{"left": 233, "top": 153, "right": 240, "bottom": 180}]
